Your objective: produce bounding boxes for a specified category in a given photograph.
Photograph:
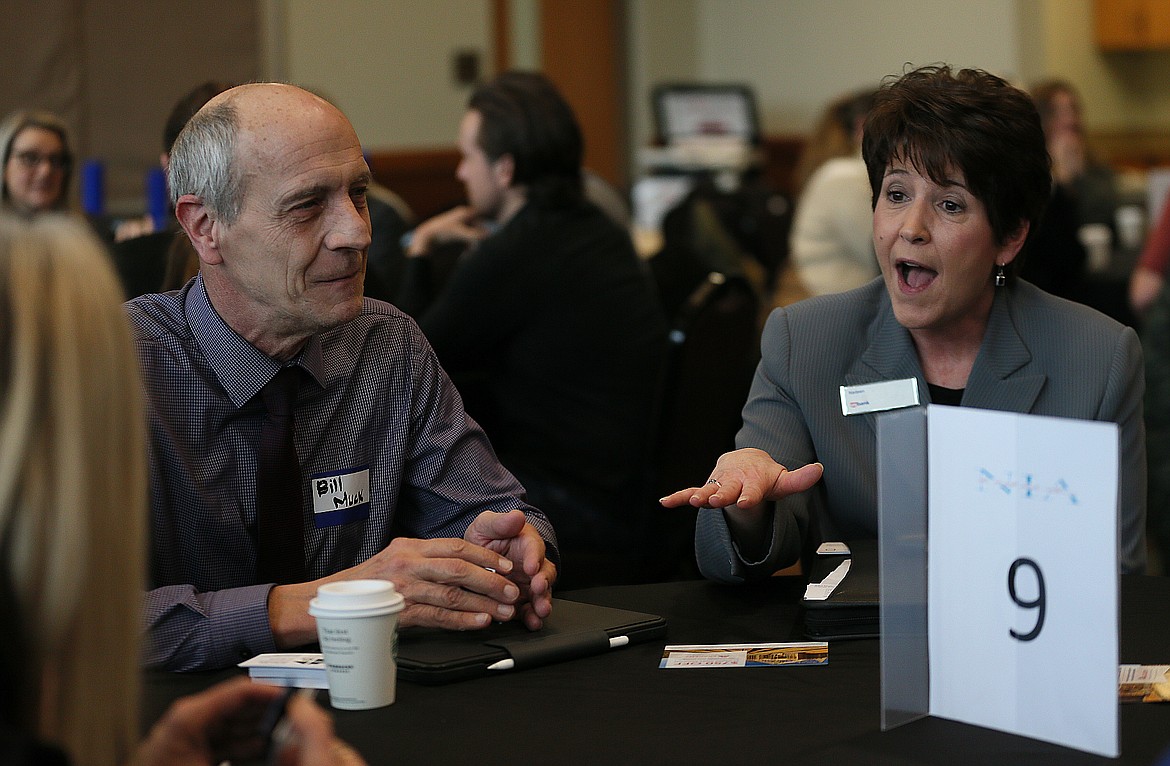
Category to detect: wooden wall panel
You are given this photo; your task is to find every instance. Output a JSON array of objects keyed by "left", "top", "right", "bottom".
[
  {"left": 367, "top": 148, "right": 464, "bottom": 221},
  {"left": 1, "top": 0, "right": 257, "bottom": 214},
  {"left": 539, "top": 0, "right": 626, "bottom": 188},
  {"left": 1088, "top": 129, "right": 1170, "bottom": 170},
  {"left": 759, "top": 135, "right": 807, "bottom": 200}
]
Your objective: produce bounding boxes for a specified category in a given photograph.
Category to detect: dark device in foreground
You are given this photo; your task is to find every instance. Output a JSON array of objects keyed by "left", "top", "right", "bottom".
[
  {"left": 396, "top": 598, "right": 666, "bottom": 684},
  {"left": 802, "top": 539, "right": 880, "bottom": 640}
]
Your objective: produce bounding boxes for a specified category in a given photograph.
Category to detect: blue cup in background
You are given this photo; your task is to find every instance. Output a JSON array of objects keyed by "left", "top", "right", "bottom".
[
  {"left": 146, "top": 166, "right": 169, "bottom": 230},
  {"left": 81, "top": 159, "right": 105, "bottom": 216}
]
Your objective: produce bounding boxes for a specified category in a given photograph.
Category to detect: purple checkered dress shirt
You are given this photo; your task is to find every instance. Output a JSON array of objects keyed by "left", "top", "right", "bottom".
[{"left": 127, "top": 277, "right": 556, "bottom": 671}]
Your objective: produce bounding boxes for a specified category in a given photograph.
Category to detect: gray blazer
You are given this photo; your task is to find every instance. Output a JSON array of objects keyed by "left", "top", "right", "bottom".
[{"left": 695, "top": 278, "right": 1147, "bottom": 579}]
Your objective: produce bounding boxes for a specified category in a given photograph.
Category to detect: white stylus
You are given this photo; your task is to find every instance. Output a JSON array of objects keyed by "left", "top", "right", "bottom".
[{"left": 487, "top": 635, "right": 630, "bottom": 671}]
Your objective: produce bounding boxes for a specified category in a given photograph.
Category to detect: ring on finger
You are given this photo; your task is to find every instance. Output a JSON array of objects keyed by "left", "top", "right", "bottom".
[{"left": 705, "top": 479, "right": 722, "bottom": 488}]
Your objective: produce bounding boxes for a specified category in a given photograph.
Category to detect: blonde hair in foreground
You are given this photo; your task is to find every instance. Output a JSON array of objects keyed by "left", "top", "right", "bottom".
[{"left": 0, "top": 212, "right": 146, "bottom": 766}]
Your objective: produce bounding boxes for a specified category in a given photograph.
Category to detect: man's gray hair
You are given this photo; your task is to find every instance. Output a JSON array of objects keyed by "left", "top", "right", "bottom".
[{"left": 167, "top": 100, "right": 246, "bottom": 223}]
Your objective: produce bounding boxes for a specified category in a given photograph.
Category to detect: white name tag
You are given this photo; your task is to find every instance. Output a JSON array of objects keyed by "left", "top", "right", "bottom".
[
  {"left": 311, "top": 467, "right": 371, "bottom": 528},
  {"left": 839, "top": 378, "right": 920, "bottom": 416}
]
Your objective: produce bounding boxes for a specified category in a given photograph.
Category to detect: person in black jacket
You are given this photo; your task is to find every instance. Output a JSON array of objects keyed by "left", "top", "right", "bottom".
[{"left": 401, "top": 73, "right": 669, "bottom": 587}]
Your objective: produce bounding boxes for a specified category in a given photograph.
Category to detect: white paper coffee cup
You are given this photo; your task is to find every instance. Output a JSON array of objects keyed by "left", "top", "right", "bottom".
[
  {"left": 309, "top": 579, "right": 405, "bottom": 710},
  {"left": 1115, "top": 204, "right": 1145, "bottom": 251},
  {"left": 1078, "top": 223, "right": 1112, "bottom": 273}
]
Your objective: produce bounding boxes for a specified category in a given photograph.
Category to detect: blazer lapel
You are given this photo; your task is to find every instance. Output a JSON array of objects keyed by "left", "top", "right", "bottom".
[
  {"left": 961, "top": 287, "right": 1046, "bottom": 412},
  {"left": 847, "top": 292, "right": 925, "bottom": 386},
  {"left": 844, "top": 293, "right": 927, "bottom": 436},
  {"left": 841, "top": 287, "right": 1045, "bottom": 428}
]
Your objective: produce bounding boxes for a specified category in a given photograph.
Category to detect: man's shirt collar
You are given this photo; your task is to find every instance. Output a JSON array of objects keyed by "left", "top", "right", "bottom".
[{"left": 185, "top": 274, "right": 326, "bottom": 408}]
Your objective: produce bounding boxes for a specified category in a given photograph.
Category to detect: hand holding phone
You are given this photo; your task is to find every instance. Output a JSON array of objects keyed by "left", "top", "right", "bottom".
[{"left": 259, "top": 686, "right": 368, "bottom": 766}]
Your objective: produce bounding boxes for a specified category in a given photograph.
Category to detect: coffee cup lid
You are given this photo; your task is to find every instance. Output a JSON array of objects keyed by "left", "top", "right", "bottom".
[{"left": 309, "top": 579, "right": 404, "bottom": 618}]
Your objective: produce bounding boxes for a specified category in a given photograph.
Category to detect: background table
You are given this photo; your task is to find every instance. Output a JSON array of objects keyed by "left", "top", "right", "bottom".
[{"left": 144, "top": 576, "right": 1170, "bottom": 765}]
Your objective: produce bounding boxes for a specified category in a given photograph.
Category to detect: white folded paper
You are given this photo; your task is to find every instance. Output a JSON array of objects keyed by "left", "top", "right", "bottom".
[{"left": 803, "top": 559, "right": 851, "bottom": 601}]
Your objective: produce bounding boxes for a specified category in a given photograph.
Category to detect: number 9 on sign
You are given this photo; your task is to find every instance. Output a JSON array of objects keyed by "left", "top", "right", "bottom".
[{"left": 1008, "top": 558, "right": 1045, "bottom": 642}]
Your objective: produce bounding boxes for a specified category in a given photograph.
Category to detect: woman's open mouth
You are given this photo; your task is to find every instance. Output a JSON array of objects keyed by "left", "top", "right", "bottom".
[{"left": 897, "top": 260, "right": 937, "bottom": 292}]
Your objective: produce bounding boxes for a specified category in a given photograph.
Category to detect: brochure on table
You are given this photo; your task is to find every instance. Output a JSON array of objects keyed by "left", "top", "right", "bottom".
[{"left": 877, "top": 405, "right": 1119, "bottom": 758}]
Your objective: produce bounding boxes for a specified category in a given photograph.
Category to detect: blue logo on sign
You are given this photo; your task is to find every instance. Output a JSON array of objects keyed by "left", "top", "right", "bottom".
[{"left": 977, "top": 469, "right": 1078, "bottom": 504}]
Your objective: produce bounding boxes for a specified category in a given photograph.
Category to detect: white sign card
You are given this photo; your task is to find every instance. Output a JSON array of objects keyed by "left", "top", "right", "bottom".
[{"left": 926, "top": 406, "right": 1119, "bottom": 757}]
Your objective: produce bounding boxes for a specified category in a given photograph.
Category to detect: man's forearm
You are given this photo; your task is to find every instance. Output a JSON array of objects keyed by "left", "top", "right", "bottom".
[
  {"left": 144, "top": 583, "right": 277, "bottom": 671},
  {"left": 267, "top": 581, "right": 324, "bottom": 649}
]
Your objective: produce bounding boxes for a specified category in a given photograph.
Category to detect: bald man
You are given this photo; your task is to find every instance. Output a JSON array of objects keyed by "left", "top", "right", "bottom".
[{"left": 127, "top": 84, "right": 557, "bottom": 671}]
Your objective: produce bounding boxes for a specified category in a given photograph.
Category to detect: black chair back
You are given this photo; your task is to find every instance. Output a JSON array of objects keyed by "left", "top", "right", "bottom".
[{"left": 640, "top": 272, "right": 760, "bottom": 581}]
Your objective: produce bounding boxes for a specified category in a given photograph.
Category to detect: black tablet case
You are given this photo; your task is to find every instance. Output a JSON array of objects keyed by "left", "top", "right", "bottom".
[
  {"left": 396, "top": 598, "right": 667, "bottom": 684},
  {"left": 801, "top": 539, "right": 879, "bottom": 640}
]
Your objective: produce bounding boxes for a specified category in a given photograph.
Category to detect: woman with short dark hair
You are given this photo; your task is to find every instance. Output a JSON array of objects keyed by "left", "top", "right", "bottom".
[{"left": 663, "top": 65, "right": 1147, "bottom": 577}]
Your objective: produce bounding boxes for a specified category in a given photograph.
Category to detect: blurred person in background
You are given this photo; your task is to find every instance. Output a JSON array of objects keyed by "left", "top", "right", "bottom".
[
  {"left": 788, "top": 88, "right": 879, "bottom": 296},
  {"left": 1032, "top": 79, "right": 1119, "bottom": 229},
  {"left": 0, "top": 212, "right": 364, "bottom": 766},
  {"left": 0, "top": 110, "right": 73, "bottom": 215},
  {"left": 1130, "top": 194, "right": 1170, "bottom": 316},
  {"left": 1021, "top": 79, "right": 1122, "bottom": 308},
  {"left": 401, "top": 72, "right": 667, "bottom": 586}
]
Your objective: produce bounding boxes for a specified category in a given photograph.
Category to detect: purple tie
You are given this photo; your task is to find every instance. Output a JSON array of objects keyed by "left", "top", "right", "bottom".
[{"left": 255, "top": 366, "right": 306, "bottom": 584}]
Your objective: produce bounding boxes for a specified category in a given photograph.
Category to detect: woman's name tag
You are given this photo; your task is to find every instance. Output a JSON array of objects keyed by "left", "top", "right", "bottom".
[{"left": 839, "top": 378, "right": 919, "bottom": 416}]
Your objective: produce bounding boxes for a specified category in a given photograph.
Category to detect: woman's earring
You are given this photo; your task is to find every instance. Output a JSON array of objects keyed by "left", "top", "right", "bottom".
[{"left": 995, "top": 263, "right": 1006, "bottom": 288}]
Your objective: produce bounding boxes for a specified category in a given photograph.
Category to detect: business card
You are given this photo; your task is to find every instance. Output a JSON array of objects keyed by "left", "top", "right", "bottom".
[
  {"left": 239, "top": 653, "right": 328, "bottom": 689},
  {"left": 1119, "top": 664, "right": 1170, "bottom": 703},
  {"left": 659, "top": 642, "right": 827, "bottom": 668}
]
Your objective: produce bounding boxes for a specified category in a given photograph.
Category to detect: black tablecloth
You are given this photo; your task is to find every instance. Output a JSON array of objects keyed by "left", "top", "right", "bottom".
[{"left": 143, "top": 576, "right": 1170, "bottom": 765}]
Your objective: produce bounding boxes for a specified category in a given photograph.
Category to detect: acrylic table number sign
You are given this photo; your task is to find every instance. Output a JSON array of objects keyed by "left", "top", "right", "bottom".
[{"left": 878, "top": 406, "right": 1118, "bottom": 758}]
